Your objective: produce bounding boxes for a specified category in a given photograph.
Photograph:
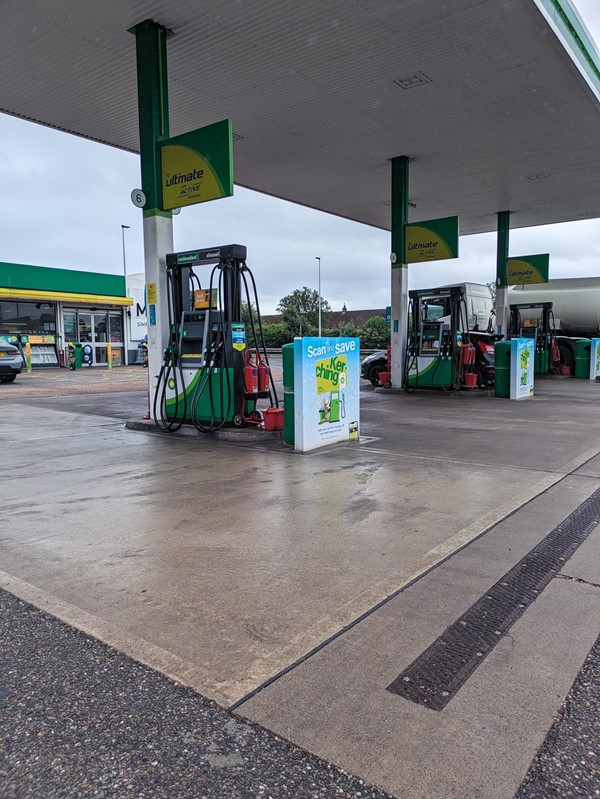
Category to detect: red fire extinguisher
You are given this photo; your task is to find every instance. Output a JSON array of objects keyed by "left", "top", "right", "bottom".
[
  {"left": 258, "top": 356, "right": 271, "bottom": 393},
  {"left": 244, "top": 349, "right": 259, "bottom": 394}
]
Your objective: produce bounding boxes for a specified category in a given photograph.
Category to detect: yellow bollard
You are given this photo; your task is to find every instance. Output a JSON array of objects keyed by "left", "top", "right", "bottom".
[
  {"left": 107, "top": 342, "right": 112, "bottom": 370},
  {"left": 25, "top": 341, "right": 32, "bottom": 373}
]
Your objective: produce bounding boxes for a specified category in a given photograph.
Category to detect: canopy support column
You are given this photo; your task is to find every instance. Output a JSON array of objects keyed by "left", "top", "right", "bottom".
[
  {"left": 390, "top": 156, "right": 410, "bottom": 388},
  {"left": 132, "top": 19, "right": 173, "bottom": 418},
  {"left": 495, "top": 210, "right": 511, "bottom": 337}
]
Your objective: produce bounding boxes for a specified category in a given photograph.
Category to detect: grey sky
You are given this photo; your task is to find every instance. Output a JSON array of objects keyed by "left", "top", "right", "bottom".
[{"left": 0, "top": 0, "right": 599, "bottom": 315}]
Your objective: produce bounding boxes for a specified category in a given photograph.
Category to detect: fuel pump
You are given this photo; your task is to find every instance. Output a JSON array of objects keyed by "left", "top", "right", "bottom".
[
  {"left": 509, "top": 302, "right": 558, "bottom": 374},
  {"left": 153, "top": 244, "right": 279, "bottom": 432},
  {"left": 403, "top": 286, "right": 473, "bottom": 391}
]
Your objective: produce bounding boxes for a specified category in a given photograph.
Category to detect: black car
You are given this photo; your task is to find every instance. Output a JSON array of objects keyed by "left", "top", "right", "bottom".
[
  {"left": 361, "top": 349, "right": 387, "bottom": 386},
  {"left": 0, "top": 341, "right": 24, "bottom": 383}
]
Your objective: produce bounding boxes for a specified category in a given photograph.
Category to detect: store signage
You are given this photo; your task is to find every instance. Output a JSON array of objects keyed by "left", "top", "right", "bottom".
[
  {"left": 590, "top": 338, "right": 600, "bottom": 381},
  {"left": 510, "top": 338, "right": 534, "bottom": 400},
  {"left": 160, "top": 119, "right": 234, "bottom": 211},
  {"left": 26, "top": 335, "right": 55, "bottom": 345},
  {"left": 405, "top": 215, "right": 459, "bottom": 263},
  {"left": 128, "top": 284, "right": 147, "bottom": 342},
  {"left": 293, "top": 337, "right": 360, "bottom": 451},
  {"left": 507, "top": 254, "right": 549, "bottom": 285}
]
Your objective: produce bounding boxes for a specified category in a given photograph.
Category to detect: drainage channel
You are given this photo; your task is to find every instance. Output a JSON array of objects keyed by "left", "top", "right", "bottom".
[{"left": 387, "top": 487, "right": 600, "bottom": 711}]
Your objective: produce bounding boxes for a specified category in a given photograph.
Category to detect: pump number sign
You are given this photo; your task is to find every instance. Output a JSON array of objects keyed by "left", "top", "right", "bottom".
[{"left": 160, "top": 119, "right": 233, "bottom": 211}]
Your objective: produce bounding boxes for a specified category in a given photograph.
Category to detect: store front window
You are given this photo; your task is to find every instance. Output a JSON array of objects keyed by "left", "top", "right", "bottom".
[{"left": 0, "top": 300, "right": 58, "bottom": 365}]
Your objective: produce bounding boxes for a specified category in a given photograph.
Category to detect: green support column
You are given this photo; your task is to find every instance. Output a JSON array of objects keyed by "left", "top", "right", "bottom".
[
  {"left": 495, "top": 210, "right": 511, "bottom": 337},
  {"left": 131, "top": 19, "right": 174, "bottom": 418},
  {"left": 390, "top": 156, "right": 410, "bottom": 388}
]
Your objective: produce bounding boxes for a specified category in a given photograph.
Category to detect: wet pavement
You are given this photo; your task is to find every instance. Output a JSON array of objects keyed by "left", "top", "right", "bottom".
[
  {"left": 0, "top": 365, "right": 148, "bottom": 398},
  {"left": 1, "top": 369, "right": 600, "bottom": 797}
]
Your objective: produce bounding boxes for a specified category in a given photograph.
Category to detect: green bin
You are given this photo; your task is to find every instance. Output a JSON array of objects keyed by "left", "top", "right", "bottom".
[
  {"left": 534, "top": 350, "right": 549, "bottom": 375},
  {"left": 69, "top": 342, "right": 83, "bottom": 370},
  {"left": 282, "top": 343, "right": 295, "bottom": 446},
  {"left": 574, "top": 339, "right": 591, "bottom": 379},
  {"left": 494, "top": 341, "right": 511, "bottom": 398}
]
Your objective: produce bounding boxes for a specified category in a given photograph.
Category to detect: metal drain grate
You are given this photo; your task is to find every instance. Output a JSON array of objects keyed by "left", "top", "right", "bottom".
[{"left": 387, "top": 488, "right": 600, "bottom": 711}]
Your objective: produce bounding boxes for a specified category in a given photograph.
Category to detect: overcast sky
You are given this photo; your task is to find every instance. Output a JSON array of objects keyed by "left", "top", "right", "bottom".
[{"left": 1, "top": 0, "right": 599, "bottom": 314}]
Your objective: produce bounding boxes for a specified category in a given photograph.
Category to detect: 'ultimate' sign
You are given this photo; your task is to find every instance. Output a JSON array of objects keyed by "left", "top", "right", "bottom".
[
  {"left": 405, "top": 215, "right": 459, "bottom": 264},
  {"left": 506, "top": 254, "right": 549, "bottom": 285},
  {"left": 160, "top": 119, "right": 233, "bottom": 211}
]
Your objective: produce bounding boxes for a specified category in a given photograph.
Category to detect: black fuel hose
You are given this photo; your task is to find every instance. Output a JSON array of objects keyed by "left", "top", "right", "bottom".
[{"left": 153, "top": 269, "right": 187, "bottom": 430}]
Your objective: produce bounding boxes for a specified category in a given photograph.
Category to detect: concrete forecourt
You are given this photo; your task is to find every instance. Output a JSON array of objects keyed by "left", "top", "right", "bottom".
[{"left": 1, "top": 371, "right": 599, "bottom": 797}]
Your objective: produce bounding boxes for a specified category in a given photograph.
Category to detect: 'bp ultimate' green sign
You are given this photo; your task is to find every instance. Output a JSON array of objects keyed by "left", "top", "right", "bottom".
[
  {"left": 506, "top": 254, "right": 549, "bottom": 285},
  {"left": 160, "top": 119, "right": 233, "bottom": 211},
  {"left": 405, "top": 215, "right": 459, "bottom": 263}
]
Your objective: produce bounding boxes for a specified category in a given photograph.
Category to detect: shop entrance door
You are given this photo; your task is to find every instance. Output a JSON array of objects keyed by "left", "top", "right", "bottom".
[
  {"left": 65, "top": 309, "right": 125, "bottom": 366},
  {"left": 92, "top": 313, "right": 108, "bottom": 365}
]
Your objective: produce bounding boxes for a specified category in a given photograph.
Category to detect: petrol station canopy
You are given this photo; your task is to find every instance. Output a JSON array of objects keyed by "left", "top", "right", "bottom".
[{"left": 1, "top": 0, "right": 599, "bottom": 235}]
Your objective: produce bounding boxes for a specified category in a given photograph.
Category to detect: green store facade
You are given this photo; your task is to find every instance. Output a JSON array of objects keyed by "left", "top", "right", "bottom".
[{"left": 0, "top": 262, "right": 134, "bottom": 367}]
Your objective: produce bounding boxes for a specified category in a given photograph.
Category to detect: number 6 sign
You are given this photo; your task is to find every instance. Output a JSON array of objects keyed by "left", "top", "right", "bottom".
[{"left": 131, "top": 189, "right": 146, "bottom": 208}]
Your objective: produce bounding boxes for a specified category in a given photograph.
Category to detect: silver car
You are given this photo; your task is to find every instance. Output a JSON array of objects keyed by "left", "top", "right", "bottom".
[{"left": 0, "top": 341, "right": 23, "bottom": 383}]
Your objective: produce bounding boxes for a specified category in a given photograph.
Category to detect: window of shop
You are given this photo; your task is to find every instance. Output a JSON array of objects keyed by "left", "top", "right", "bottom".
[{"left": 0, "top": 300, "right": 58, "bottom": 365}]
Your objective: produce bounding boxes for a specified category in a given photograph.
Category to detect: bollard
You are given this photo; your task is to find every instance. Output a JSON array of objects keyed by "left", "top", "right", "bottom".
[
  {"left": 25, "top": 341, "right": 32, "bottom": 373},
  {"left": 107, "top": 342, "right": 112, "bottom": 370}
]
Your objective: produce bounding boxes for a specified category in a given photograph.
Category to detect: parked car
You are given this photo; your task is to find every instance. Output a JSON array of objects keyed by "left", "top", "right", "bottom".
[
  {"left": 361, "top": 349, "right": 387, "bottom": 386},
  {"left": 0, "top": 341, "right": 23, "bottom": 383}
]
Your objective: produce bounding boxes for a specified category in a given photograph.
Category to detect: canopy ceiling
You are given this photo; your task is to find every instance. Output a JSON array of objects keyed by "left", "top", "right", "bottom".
[{"left": 1, "top": 0, "right": 599, "bottom": 234}]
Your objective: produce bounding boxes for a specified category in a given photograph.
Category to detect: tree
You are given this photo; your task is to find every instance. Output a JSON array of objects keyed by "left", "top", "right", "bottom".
[
  {"left": 241, "top": 301, "right": 259, "bottom": 347},
  {"left": 337, "top": 320, "right": 357, "bottom": 338},
  {"left": 359, "top": 315, "right": 389, "bottom": 349},
  {"left": 277, "top": 287, "right": 332, "bottom": 335},
  {"left": 261, "top": 322, "right": 288, "bottom": 348}
]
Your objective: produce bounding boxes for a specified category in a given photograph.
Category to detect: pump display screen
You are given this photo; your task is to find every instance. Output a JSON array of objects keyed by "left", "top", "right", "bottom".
[
  {"left": 419, "top": 323, "right": 443, "bottom": 355},
  {"left": 424, "top": 303, "right": 445, "bottom": 320}
]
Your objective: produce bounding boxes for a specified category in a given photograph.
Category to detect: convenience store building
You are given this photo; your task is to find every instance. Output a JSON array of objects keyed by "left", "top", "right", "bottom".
[{"left": 0, "top": 262, "right": 136, "bottom": 366}]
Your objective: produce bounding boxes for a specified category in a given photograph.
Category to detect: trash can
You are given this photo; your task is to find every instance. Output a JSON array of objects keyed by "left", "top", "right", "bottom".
[
  {"left": 534, "top": 350, "right": 549, "bottom": 375},
  {"left": 574, "top": 339, "right": 591, "bottom": 379},
  {"left": 69, "top": 342, "right": 83, "bottom": 370},
  {"left": 494, "top": 341, "right": 511, "bottom": 398},
  {"left": 282, "top": 343, "right": 295, "bottom": 446}
]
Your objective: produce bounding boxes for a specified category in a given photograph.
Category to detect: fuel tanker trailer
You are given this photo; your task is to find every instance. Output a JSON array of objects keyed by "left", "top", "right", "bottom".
[{"left": 508, "top": 277, "right": 600, "bottom": 374}]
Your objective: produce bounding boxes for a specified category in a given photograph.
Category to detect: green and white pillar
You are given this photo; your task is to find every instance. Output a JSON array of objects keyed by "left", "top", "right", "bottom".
[
  {"left": 390, "top": 156, "right": 410, "bottom": 387},
  {"left": 495, "top": 210, "right": 511, "bottom": 337},
  {"left": 132, "top": 19, "right": 173, "bottom": 418}
]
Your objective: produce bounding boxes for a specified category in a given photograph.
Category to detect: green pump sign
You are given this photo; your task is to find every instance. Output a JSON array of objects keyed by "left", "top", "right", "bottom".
[
  {"left": 405, "top": 215, "right": 459, "bottom": 263},
  {"left": 506, "top": 254, "right": 549, "bottom": 285},
  {"left": 160, "top": 119, "right": 233, "bottom": 211}
]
